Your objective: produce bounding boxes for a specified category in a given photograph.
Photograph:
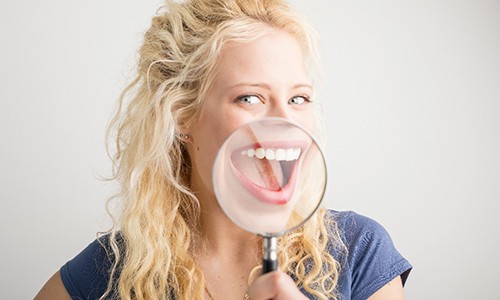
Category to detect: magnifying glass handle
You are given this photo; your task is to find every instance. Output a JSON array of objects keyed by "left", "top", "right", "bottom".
[{"left": 262, "top": 236, "right": 277, "bottom": 274}]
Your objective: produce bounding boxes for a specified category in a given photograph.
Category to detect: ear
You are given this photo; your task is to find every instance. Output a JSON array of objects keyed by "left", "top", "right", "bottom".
[
  {"left": 177, "top": 128, "right": 193, "bottom": 145},
  {"left": 179, "top": 132, "right": 191, "bottom": 143},
  {"left": 177, "top": 119, "right": 193, "bottom": 145}
]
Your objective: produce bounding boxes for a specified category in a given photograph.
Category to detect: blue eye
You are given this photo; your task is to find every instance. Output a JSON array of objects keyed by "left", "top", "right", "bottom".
[
  {"left": 288, "top": 96, "right": 309, "bottom": 105},
  {"left": 237, "top": 95, "right": 261, "bottom": 105}
]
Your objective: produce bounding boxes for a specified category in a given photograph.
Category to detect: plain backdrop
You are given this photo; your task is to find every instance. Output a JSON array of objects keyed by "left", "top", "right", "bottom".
[{"left": 1, "top": 1, "right": 499, "bottom": 299}]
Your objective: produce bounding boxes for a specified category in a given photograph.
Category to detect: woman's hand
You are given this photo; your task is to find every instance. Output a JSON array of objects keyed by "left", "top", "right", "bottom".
[{"left": 247, "top": 271, "right": 308, "bottom": 300}]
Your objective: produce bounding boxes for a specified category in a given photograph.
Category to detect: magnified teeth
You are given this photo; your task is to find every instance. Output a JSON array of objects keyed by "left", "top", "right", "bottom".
[
  {"left": 255, "top": 148, "right": 265, "bottom": 159},
  {"left": 275, "top": 149, "right": 286, "bottom": 161},
  {"left": 241, "top": 147, "right": 301, "bottom": 161},
  {"left": 246, "top": 149, "right": 255, "bottom": 158},
  {"left": 265, "top": 149, "right": 275, "bottom": 160},
  {"left": 286, "top": 149, "right": 295, "bottom": 161}
]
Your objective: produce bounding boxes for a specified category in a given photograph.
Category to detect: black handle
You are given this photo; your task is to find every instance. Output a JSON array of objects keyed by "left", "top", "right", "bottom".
[
  {"left": 262, "top": 236, "right": 277, "bottom": 274},
  {"left": 262, "top": 257, "right": 277, "bottom": 273}
]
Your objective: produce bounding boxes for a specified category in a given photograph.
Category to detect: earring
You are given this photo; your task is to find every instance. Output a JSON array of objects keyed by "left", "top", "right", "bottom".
[{"left": 180, "top": 133, "right": 189, "bottom": 141}]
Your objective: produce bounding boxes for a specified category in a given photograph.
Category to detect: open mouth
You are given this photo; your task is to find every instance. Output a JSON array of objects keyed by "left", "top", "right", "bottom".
[{"left": 230, "top": 141, "right": 306, "bottom": 205}]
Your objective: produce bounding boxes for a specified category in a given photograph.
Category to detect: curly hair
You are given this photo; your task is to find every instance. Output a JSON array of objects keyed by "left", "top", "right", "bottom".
[{"left": 101, "top": 0, "right": 344, "bottom": 299}]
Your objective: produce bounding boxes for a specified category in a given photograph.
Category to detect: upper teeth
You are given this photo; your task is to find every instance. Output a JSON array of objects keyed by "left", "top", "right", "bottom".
[{"left": 241, "top": 147, "right": 301, "bottom": 161}]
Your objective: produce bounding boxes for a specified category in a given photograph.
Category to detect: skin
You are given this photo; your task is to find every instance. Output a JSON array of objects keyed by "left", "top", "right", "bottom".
[
  {"left": 34, "top": 271, "right": 70, "bottom": 300},
  {"left": 34, "top": 28, "right": 405, "bottom": 300}
]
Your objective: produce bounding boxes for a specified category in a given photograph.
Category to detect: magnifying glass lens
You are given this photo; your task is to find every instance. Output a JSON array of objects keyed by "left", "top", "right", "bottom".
[{"left": 212, "top": 117, "right": 327, "bottom": 272}]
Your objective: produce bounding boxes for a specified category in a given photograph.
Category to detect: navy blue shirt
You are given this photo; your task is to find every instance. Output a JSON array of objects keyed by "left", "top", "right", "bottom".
[{"left": 60, "top": 211, "right": 412, "bottom": 299}]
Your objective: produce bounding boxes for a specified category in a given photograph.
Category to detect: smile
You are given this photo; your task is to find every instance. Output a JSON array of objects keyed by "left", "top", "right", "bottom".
[{"left": 230, "top": 141, "right": 306, "bottom": 205}]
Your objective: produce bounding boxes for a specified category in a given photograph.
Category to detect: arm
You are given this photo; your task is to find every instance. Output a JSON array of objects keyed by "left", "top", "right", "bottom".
[
  {"left": 34, "top": 271, "right": 72, "bottom": 300},
  {"left": 368, "top": 276, "right": 405, "bottom": 300}
]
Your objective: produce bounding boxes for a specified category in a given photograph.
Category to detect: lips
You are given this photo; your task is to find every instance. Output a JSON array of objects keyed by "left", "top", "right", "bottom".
[{"left": 230, "top": 141, "right": 306, "bottom": 205}]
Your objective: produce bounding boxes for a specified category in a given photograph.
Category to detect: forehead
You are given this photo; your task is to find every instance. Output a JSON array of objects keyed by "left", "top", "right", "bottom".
[{"left": 212, "top": 29, "right": 310, "bottom": 86}]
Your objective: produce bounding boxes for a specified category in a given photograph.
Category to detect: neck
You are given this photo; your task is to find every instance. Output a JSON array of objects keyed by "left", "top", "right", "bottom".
[
  {"left": 196, "top": 200, "right": 259, "bottom": 258},
  {"left": 194, "top": 197, "right": 261, "bottom": 293}
]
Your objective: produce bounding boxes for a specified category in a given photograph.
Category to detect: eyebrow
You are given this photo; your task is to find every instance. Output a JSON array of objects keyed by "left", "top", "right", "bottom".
[{"left": 227, "top": 82, "right": 313, "bottom": 90}]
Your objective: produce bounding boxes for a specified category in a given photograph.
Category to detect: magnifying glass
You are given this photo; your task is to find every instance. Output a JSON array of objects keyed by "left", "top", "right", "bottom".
[{"left": 212, "top": 117, "right": 327, "bottom": 273}]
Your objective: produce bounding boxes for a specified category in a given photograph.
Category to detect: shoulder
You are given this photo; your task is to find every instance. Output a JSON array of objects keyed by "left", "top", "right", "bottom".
[
  {"left": 325, "top": 210, "right": 402, "bottom": 255},
  {"left": 327, "top": 210, "right": 393, "bottom": 245},
  {"left": 60, "top": 234, "right": 121, "bottom": 299},
  {"left": 324, "top": 210, "right": 412, "bottom": 300},
  {"left": 324, "top": 210, "right": 394, "bottom": 257}
]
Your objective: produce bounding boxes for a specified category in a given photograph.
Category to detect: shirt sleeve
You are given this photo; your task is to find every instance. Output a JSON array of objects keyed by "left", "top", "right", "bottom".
[
  {"left": 335, "top": 211, "right": 412, "bottom": 300},
  {"left": 60, "top": 238, "right": 112, "bottom": 300}
]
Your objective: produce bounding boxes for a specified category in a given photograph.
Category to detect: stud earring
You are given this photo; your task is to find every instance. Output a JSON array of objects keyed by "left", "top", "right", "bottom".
[{"left": 180, "top": 133, "right": 189, "bottom": 140}]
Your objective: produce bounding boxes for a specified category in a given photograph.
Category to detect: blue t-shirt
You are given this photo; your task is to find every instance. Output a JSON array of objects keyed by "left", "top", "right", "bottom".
[{"left": 60, "top": 211, "right": 412, "bottom": 299}]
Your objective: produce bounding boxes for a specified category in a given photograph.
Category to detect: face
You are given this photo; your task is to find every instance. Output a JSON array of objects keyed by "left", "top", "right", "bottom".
[{"left": 185, "top": 28, "right": 316, "bottom": 210}]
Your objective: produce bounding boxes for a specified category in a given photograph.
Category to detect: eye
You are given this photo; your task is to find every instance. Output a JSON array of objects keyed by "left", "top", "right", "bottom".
[
  {"left": 236, "top": 95, "right": 262, "bottom": 105},
  {"left": 288, "top": 95, "right": 310, "bottom": 105}
]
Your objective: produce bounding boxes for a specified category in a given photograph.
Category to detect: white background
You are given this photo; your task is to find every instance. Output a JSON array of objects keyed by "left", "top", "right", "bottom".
[{"left": 1, "top": 1, "right": 499, "bottom": 299}]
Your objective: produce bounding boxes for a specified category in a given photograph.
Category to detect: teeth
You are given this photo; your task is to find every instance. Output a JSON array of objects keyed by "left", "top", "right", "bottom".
[
  {"left": 286, "top": 149, "right": 295, "bottom": 161},
  {"left": 275, "top": 149, "right": 286, "bottom": 161},
  {"left": 255, "top": 148, "right": 265, "bottom": 159},
  {"left": 241, "top": 147, "right": 301, "bottom": 161}
]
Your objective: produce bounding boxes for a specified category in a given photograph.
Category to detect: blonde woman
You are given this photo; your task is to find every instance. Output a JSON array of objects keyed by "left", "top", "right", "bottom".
[{"left": 35, "top": 0, "right": 411, "bottom": 299}]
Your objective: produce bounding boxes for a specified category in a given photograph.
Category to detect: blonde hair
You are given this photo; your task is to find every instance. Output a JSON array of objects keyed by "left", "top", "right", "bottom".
[{"left": 102, "top": 0, "right": 344, "bottom": 299}]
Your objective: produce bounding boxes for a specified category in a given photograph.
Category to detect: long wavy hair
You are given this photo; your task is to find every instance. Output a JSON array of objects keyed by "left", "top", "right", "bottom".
[{"left": 102, "top": 0, "right": 344, "bottom": 299}]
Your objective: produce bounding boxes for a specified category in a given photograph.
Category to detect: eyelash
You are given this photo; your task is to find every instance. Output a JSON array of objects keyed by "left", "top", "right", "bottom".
[
  {"left": 288, "top": 95, "right": 311, "bottom": 105},
  {"left": 236, "top": 95, "right": 262, "bottom": 105},
  {"left": 235, "top": 94, "right": 312, "bottom": 105}
]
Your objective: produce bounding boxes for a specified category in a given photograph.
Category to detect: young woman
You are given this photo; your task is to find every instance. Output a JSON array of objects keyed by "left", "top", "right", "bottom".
[{"left": 35, "top": 0, "right": 411, "bottom": 299}]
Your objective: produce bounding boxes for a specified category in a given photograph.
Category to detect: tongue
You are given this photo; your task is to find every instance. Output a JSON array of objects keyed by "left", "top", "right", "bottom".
[{"left": 232, "top": 154, "right": 284, "bottom": 190}]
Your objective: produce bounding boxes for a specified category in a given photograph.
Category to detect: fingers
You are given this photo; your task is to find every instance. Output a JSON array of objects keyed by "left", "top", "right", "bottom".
[{"left": 247, "top": 271, "right": 308, "bottom": 300}]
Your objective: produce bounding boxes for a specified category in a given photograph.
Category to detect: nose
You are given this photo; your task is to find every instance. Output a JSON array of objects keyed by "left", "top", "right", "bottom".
[
  {"left": 266, "top": 101, "right": 291, "bottom": 120},
  {"left": 262, "top": 97, "right": 315, "bottom": 134}
]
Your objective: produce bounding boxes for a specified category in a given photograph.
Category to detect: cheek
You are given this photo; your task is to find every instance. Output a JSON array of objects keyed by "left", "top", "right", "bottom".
[
  {"left": 214, "top": 112, "right": 252, "bottom": 141},
  {"left": 191, "top": 115, "right": 239, "bottom": 168},
  {"left": 292, "top": 109, "right": 317, "bottom": 134}
]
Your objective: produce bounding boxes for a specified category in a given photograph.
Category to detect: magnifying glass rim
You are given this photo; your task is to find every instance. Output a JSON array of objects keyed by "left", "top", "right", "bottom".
[{"left": 212, "top": 116, "right": 328, "bottom": 237}]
